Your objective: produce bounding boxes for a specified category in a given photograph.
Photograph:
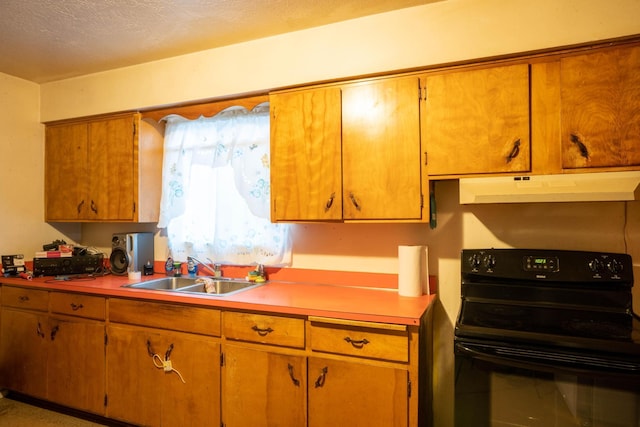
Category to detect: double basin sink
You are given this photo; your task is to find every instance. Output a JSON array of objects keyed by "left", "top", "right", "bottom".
[{"left": 123, "top": 276, "right": 264, "bottom": 296}]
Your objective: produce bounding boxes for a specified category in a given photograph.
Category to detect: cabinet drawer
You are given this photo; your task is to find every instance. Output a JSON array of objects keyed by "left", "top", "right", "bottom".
[
  {"left": 109, "top": 298, "right": 221, "bottom": 336},
  {"left": 50, "top": 292, "right": 106, "bottom": 320},
  {"left": 1, "top": 286, "right": 48, "bottom": 311},
  {"left": 309, "top": 317, "right": 409, "bottom": 362},
  {"left": 223, "top": 311, "right": 305, "bottom": 348}
]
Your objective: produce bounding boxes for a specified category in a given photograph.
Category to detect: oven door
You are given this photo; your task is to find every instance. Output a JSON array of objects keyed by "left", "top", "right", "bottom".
[{"left": 455, "top": 339, "right": 640, "bottom": 427}]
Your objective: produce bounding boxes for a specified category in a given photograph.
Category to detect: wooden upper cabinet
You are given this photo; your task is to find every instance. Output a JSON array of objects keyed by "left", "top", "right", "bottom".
[
  {"left": 560, "top": 44, "right": 640, "bottom": 169},
  {"left": 45, "top": 122, "right": 90, "bottom": 220},
  {"left": 423, "top": 64, "right": 531, "bottom": 176},
  {"left": 45, "top": 113, "right": 163, "bottom": 222},
  {"left": 342, "top": 76, "right": 423, "bottom": 221},
  {"left": 270, "top": 76, "right": 424, "bottom": 222},
  {"left": 87, "top": 116, "right": 136, "bottom": 220},
  {"left": 270, "top": 87, "right": 342, "bottom": 221}
]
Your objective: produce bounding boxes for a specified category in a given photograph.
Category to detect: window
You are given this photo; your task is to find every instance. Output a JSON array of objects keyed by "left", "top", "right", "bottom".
[{"left": 157, "top": 102, "right": 291, "bottom": 266}]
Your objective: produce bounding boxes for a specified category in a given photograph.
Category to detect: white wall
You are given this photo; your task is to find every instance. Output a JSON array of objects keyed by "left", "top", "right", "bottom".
[
  {"left": 14, "top": 0, "right": 640, "bottom": 426},
  {"left": 0, "top": 73, "right": 80, "bottom": 257}
]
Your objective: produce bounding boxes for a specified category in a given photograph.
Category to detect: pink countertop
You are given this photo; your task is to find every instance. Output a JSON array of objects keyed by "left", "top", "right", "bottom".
[{"left": 0, "top": 272, "right": 436, "bottom": 326}]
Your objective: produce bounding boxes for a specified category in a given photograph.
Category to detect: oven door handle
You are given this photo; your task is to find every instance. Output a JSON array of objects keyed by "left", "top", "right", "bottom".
[{"left": 455, "top": 341, "right": 640, "bottom": 377}]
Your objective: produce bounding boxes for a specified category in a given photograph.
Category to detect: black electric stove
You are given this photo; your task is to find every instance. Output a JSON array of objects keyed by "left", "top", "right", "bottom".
[{"left": 455, "top": 249, "right": 640, "bottom": 361}]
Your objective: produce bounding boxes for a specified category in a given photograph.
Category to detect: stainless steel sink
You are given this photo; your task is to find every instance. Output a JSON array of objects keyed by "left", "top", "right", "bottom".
[{"left": 123, "top": 277, "right": 264, "bottom": 296}]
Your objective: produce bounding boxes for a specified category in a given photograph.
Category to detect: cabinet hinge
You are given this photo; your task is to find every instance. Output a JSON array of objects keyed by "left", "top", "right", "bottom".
[
  {"left": 419, "top": 84, "right": 427, "bottom": 101},
  {"left": 104, "top": 332, "right": 108, "bottom": 346},
  {"left": 220, "top": 352, "right": 225, "bottom": 367},
  {"left": 133, "top": 202, "right": 136, "bottom": 213},
  {"left": 408, "top": 379, "right": 412, "bottom": 398},
  {"left": 420, "top": 194, "right": 424, "bottom": 209},
  {"left": 104, "top": 394, "right": 108, "bottom": 407},
  {"left": 133, "top": 121, "right": 137, "bottom": 138}
]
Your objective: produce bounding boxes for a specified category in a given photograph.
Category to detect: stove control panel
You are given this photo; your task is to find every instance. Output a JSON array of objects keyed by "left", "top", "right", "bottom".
[{"left": 462, "top": 248, "right": 633, "bottom": 285}]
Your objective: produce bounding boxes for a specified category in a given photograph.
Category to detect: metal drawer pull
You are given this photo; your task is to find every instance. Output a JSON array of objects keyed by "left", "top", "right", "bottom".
[
  {"left": 50, "top": 325, "right": 59, "bottom": 341},
  {"left": 314, "top": 366, "right": 328, "bottom": 388},
  {"left": 146, "top": 339, "right": 156, "bottom": 357},
  {"left": 70, "top": 303, "right": 84, "bottom": 311},
  {"left": 570, "top": 133, "right": 590, "bottom": 159},
  {"left": 18, "top": 295, "right": 30, "bottom": 302},
  {"left": 36, "top": 322, "right": 45, "bottom": 338},
  {"left": 324, "top": 192, "right": 335, "bottom": 212},
  {"left": 349, "top": 192, "right": 361, "bottom": 211},
  {"left": 287, "top": 363, "right": 300, "bottom": 386},
  {"left": 505, "top": 138, "right": 521, "bottom": 163},
  {"left": 251, "top": 325, "right": 274, "bottom": 336},
  {"left": 344, "top": 337, "right": 370, "bottom": 348}
]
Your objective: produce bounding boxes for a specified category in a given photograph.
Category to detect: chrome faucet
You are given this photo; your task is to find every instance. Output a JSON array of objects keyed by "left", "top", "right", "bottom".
[{"left": 187, "top": 256, "right": 221, "bottom": 277}]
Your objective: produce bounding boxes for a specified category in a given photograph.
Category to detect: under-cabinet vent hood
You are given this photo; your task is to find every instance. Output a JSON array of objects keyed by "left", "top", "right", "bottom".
[{"left": 459, "top": 171, "right": 640, "bottom": 204}]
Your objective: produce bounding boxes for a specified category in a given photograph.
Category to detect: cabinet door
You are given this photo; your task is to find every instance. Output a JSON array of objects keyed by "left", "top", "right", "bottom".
[
  {"left": 308, "top": 357, "right": 408, "bottom": 427},
  {"left": 87, "top": 116, "right": 136, "bottom": 220},
  {"left": 47, "top": 315, "right": 106, "bottom": 415},
  {"left": 106, "top": 324, "right": 162, "bottom": 426},
  {"left": 342, "top": 76, "right": 423, "bottom": 220},
  {"left": 159, "top": 329, "right": 221, "bottom": 427},
  {"left": 45, "top": 122, "right": 89, "bottom": 220},
  {"left": 0, "top": 309, "right": 48, "bottom": 399},
  {"left": 106, "top": 324, "right": 220, "bottom": 427},
  {"left": 560, "top": 44, "right": 640, "bottom": 169},
  {"left": 222, "top": 344, "right": 306, "bottom": 427},
  {"left": 424, "top": 64, "right": 530, "bottom": 175},
  {"left": 270, "top": 87, "right": 343, "bottom": 221}
]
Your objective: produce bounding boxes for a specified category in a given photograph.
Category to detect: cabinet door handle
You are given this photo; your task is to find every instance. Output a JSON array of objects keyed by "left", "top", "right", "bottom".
[
  {"left": 251, "top": 325, "right": 274, "bottom": 336},
  {"left": 348, "top": 192, "right": 361, "bottom": 211},
  {"left": 50, "top": 325, "right": 59, "bottom": 341},
  {"left": 314, "top": 366, "right": 328, "bottom": 388},
  {"left": 36, "top": 322, "right": 45, "bottom": 339},
  {"left": 77, "top": 200, "right": 85, "bottom": 214},
  {"left": 570, "top": 133, "right": 590, "bottom": 159},
  {"left": 344, "top": 337, "right": 370, "bottom": 349},
  {"left": 90, "top": 200, "right": 98, "bottom": 214},
  {"left": 18, "top": 295, "right": 30, "bottom": 303},
  {"left": 146, "top": 339, "right": 156, "bottom": 357},
  {"left": 287, "top": 363, "right": 300, "bottom": 387},
  {"left": 505, "top": 138, "right": 521, "bottom": 163},
  {"left": 165, "top": 343, "right": 174, "bottom": 361},
  {"left": 70, "top": 303, "right": 84, "bottom": 311},
  {"left": 324, "top": 192, "right": 335, "bottom": 212}
]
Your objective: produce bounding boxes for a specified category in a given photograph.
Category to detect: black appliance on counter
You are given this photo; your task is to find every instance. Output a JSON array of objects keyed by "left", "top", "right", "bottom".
[{"left": 455, "top": 248, "right": 640, "bottom": 427}]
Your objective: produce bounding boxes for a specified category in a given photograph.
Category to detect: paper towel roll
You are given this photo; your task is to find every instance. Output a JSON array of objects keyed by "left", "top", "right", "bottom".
[{"left": 398, "top": 245, "right": 427, "bottom": 297}]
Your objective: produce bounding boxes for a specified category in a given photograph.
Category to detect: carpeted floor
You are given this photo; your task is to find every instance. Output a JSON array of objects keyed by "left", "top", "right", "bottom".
[{"left": 0, "top": 396, "right": 108, "bottom": 427}]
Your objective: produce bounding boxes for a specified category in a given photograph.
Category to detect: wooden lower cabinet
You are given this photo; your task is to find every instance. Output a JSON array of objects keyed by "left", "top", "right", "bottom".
[
  {"left": 0, "top": 289, "right": 431, "bottom": 427},
  {"left": 222, "top": 344, "right": 306, "bottom": 426},
  {"left": 106, "top": 323, "right": 221, "bottom": 427},
  {"left": 308, "top": 357, "right": 409, "bottom": 427},
  {"left": 0, "top": 308, "right": 48, "bottom": 399},
  {"left": 0, "top": 287, "right": 106, "bottom": 415},
  {"left": 47, "top": 314, "right": 106, "bottom": 414}
]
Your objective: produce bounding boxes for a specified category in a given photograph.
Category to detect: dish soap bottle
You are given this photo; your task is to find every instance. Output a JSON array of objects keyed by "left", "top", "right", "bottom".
[{"left": 165, "top": 256, "right": 174, "bottom": 276}]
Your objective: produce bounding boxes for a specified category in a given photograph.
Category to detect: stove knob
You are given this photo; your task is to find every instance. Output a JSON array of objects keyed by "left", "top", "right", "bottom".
[
  {"left": 588, "top": 258, "right": 603, "bottom": 273},
  {"left": 607, "top": 259, "right": 623, "bottom": 274},
  {"left": 468, "top": 253, "right": 481, "bottom": 268},
  {"left": 483, "top": 255, "right": 496, "bottom": 269}
]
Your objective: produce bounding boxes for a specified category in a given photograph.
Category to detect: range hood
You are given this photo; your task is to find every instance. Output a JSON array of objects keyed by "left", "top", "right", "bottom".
[{"left": 459, "top": 171, "right": 640, "bottom": 204}]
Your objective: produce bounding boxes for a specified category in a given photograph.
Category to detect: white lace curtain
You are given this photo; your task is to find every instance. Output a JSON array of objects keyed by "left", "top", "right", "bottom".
[{"left": 157, "top": 102, "right": 291, "bottom": 266}]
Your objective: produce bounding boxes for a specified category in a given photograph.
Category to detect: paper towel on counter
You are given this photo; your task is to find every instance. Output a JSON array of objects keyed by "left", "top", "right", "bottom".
[{"left": 398, "top": 245, "right": 429, "bottom": 297}]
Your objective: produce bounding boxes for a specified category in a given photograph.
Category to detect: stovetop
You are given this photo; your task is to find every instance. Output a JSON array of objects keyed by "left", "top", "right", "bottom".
[{"left": 455, "top": 248, "right": 640, "bottom": 357}]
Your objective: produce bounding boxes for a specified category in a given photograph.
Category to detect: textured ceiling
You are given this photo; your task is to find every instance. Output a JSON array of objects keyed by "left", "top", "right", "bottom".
[{"left": 0, "top": 0, "right": 440, "bottom": 83}]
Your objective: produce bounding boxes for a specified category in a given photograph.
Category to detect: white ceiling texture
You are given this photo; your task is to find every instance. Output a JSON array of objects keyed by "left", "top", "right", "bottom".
[{"left": 1, "top": 0, "right": 440, "bottom": 83}]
